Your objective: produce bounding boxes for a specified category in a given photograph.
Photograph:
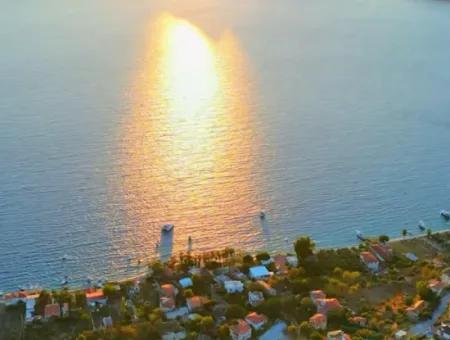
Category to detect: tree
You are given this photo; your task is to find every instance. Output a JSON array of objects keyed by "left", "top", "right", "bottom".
[
  {"left": 183, "top": 289, "right": 194, "bottom": 298},
  {"left": 256, "top": 252, "right": 271, "bottom": 262},
  {"left": 294, "top": 236, "right": 315, "bottom": 262},
  {"left": 103, "top": 284, "right": 120, "bottom": 300},
  {"left": 200, "top": 316, "right": 214, "bottom": 332},
  {"left": 243, "top": 254, "right": 254, "bottom": 265},
  {"left": 416, "top": 280, "right": 434, "bottom": 301},
  {"left": 379, "top": 235, "right": 390, "bottom": 243},
  {"left": 75, "top": 290, "right": 87, "bottom": 309},
  {"left": 34, "top": 290, "right": 52, "bottom": 316},
  {"left": 310, "top": 331, "right": 323, "bottom": 340},
  {"left": 402, "top": 229, "right": 408, "bottom": 238},
  {"left": 226, "top": 304, "right": 246, "bottom": 319},
  {"left": 299, "top": 321, "right": 313, "bottom": 337},
  {"left": 427, "top": 228, "right": 433, "bottom": 238},
  {"left": 218, "top": 325, "right": 230, "bottom": 340}
]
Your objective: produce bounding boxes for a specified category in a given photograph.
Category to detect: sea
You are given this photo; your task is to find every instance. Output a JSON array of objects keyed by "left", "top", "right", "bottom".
[{"left": 1, "top": 0, "right": 450, "bottom": 291}]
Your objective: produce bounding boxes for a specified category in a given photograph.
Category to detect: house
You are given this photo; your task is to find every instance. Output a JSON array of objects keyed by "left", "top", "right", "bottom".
[
  {"left": 160, "top": 284, "right": 178, "bottom": 298},
  {"left": 327, "top": 330, "right": 351, "bottom": 340},
  {"left": 442, "top": 268, "right": 450, "bottom": 285},
  {"left": 44, "top": 303, "right": 61, "bottom": 319},
  {"left": 248, "top": 291, "right": 264, "bottom": 306},
  {"left": 179, "top": 277, "right": 193, "bottom": 289},
  {"left": 229, "top": 319, "right": 252, "bottom": 340},
  {"left": 316, "top": 298, "right": 342, "bottom": 314},
  {"left": 245, "top": 312, "right": 267, "bottom": 330},
  {"left": 256, "top": 280, "right": 276, "bottom": 296},
  {"left": 394, "top": 330, "right": 408, "bottom": 339},
  {"left": 406, "top": 300, "right": 426, "bottom": 320},
  {"left": 309, "top": 313, "right": 327, "bottom": 330},
  {"left": 160, "top": 296, "right": 176, "bottom": 312},
  {"left": 86, "top": 289, "right": 107, "bottom": 306},
  {"left": 186, "top": 296, "right": 203, "bottom": 312},
  {"left": 249, "top": 266, "right": 271, "bottom": 280},
  {"left": 272, "top": 255, "right": 288, "bottom": 274},
  {"left": 165, "top": 307, "right": 189, "bottom": 320},
  {"left": 428, "top": 279, "right": 446, "bottom": 296},
  {"left": 310, "top": 290, "right": 326, "bottom": 304},
  {"left": 349, "top": 316, "right": 367, "bottom": 327},
  {"left": 370, "top": 243, "right": 392, "bottom": 261},
  {"left": 102, "top": 316, "right": 113, "bottom": 328},
  {"left": 224, "top": 280, "right": 244, "bottom": 293},
  {"left": 360, "top": 251, "right": 379, "bottom": 271},
  {"left": 215, "top": 274, "right": 231, "bottom": 285}
]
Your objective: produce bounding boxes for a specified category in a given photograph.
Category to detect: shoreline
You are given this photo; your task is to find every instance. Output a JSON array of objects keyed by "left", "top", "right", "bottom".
[{"left": 2, "top": 227, "right": 450, "bottom": 298}]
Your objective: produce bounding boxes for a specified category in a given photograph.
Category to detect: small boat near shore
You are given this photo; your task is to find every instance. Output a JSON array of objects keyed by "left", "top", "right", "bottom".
[
  {"left": 441, "top": 210, "right": 450, "bottom": 220},
  {"left": 162, "top": 224, "right": 174, "bottom": 232},
  {"left": 418, "top": 220, "right": 426, "bottom": 231},
  {"left": 355, "top": 230, "right": 366, "bottom": 241},
  {"left": 259, "top": 210, "right": 266, "bottom": 219}
]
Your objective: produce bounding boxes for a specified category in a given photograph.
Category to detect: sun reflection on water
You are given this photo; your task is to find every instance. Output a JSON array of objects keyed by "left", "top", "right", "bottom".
[{"left": 120, "top": 13, "right": 264, "bottom": 261}]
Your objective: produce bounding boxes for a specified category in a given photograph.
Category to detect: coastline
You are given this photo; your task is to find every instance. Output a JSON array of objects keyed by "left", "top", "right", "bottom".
[{"left": 3, "top": 227, "right": 450, "bottom": 298}]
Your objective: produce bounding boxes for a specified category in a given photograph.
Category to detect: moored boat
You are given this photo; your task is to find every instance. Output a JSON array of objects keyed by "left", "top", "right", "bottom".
[{"left": 441, "top": 210, "right": 450, "bottom": 219}]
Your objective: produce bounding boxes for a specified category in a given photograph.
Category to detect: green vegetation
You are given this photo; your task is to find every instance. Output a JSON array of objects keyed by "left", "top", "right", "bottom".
[{"left": 2, "top": 231, "right": 450, "bottom": 339}]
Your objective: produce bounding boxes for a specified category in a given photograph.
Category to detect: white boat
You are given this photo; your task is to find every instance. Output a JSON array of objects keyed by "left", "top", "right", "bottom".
[
  {"left": 259, "top": 210, "right": 266, "bottom": 219},
  {"left": 441, "top": 210, "right": 450, "bottom": 219},
  {"left": 355, "top": 230, "right": 366, "bottom": 241},
  {"left": 60, "top": 276, "right": 69, "bottom": 286},
  {"left": 418, "top": 220, "right": 426, "bottom": 231},
  {"left": 162, "top": 223, "right": 174, "bottom": 232}
]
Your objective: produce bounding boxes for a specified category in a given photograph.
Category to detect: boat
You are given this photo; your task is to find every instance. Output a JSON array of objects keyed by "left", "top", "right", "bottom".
[
  {"left": 355, "top": 230, "right": 366, "bottom": 241},
  {"left": 259, "top": 210, "right": 266, "bottom": 219},
  {"left": 441, "top": 210, "right": 450, "bottom": 219},
  {"left": 188, "top": 236, "right": 192, "bottom": 245},
  {"left": 60, "top": 276, "right": 69, "bottom": 286},
  {"left": 418, "top": 220, "right": 426, "bottom": 231},
  {"left": 162, "top": 223, "right": 174, "bottom": 232}
]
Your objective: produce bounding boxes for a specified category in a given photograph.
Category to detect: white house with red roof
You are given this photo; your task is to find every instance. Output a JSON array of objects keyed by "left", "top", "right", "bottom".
[
  {"left": 310, "top": 290, "right": 326, "bottom": 304},
  {"left": 360, "top": 251, "right": 380, "bottom": 271},
  {"left": 229, "top": 319, "right": 252, "bottom": 340},
  {"left": 316, "top": 298, "right": 343, "bottom": 314},
  {"left": 160, "top": 296, "right": 176, "bottom": 312},
  {"left": 245, "top": 312, "right": 267, "bottom": 330}
]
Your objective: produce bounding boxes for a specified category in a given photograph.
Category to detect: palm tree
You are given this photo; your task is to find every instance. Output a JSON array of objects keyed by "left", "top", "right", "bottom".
[{"left": 402, "top": 229, "right": 408, "bottom": 238}]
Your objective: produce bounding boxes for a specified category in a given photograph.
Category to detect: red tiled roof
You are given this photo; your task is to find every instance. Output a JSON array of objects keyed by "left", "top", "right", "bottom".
[
  {"left": 187, "top": 296, "right": 203, "bottom": 310},
  {"left": 161, "top": 284, "right": 176, "bottom": 298},
  {"left": 371, "top": 244, "right": 391, "bottom": 259},
  {"left": 230, "top": 319, "right": 251, "bottom": 336},
  {"left": 360, "top": 251, "right": 379, "bottom": 264},
  {"left": 245, "top": 312, "right": 267, "bottom": 325},
  {"left": 317, "top": 298, "right": 342, "bottom": 314},
  {"left": 86, "top": 289, "right": 105, "bottom": 301}
]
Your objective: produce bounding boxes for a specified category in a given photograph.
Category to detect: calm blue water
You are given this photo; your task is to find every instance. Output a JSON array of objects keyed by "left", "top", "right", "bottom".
[{"left": 1, "top": 0, "right": 450, "bottom": 291}]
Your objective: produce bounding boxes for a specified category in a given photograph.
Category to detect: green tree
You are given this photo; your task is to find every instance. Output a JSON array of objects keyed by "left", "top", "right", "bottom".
[
  {"left": 34, "top": 290, "right": 52, "bottom": 316},
  {"left": 218, "top": 325, "right": 230, "bottom": 340},
  {"left": 256, "top": 252, "right": 271, "bottom": 262},
  {"left": 416, "top": 280, "right": 434, "bottom": 301},
  {"left": 299, "top": 321, "right": 313, "bottom": 337},
  {"left": 379, "top": 235, "right": 390, "bottom": 243},
  {"left": 427, "top": 228, "right": 433, "bottom": 238},
  {"left": 226, "top": 304, "right": 246, "bottom": 319},
  {"left": 103, "top": 284, "right": 120, "bottom": 300},
  {"left": 402, "top": 229, "right": 408, "bottom": 237},
  {"left": 294, "top": 236, "right": 315, "bottom": 262},
  {"left": 183, "top": 289, "right": 194, "bottom": 298},
  {"left": 75, "top": 290, "right": 87, "bottom": 309},
  {"left": 200, "top": 316, "right": 214, "bottom": 332}
]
